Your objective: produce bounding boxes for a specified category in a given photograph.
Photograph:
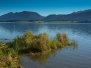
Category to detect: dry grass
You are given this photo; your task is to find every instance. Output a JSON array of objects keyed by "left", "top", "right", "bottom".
[{"left": 8, "top": 31, "right": 77, "bottom": 53}]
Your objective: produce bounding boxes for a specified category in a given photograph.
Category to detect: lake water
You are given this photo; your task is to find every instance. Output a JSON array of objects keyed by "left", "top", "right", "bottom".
[{"left": 0, "top": 22, "right": 91, "bottom": 68}]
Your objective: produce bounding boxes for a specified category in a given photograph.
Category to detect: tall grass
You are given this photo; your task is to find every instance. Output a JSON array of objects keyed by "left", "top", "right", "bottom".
[
  {"left": 0, "top": 42, "right": 22, "bottom": 68},
  {"left": 8, "top": 31, "right": 77, "bottom": 53}
]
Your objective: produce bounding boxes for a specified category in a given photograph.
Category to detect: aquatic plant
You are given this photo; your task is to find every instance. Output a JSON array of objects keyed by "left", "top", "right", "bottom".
[{"left": 9, "top": 31, "right": 77, "bottom": 53}]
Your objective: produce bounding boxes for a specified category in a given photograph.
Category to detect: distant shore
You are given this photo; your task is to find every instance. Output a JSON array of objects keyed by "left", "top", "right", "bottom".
[{"left": 0, "top": 20, "right": 91, "bottom": 23}]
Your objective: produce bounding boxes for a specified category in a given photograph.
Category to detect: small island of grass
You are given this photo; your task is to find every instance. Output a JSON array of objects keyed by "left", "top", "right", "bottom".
[{"left": 0, "top": 31, "right": 77, "bottom": 68}]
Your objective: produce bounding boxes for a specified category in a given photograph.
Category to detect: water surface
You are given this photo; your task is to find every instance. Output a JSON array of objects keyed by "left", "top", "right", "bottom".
[{"left": 0, "top": 22, "right": 91, "bottom": 68}]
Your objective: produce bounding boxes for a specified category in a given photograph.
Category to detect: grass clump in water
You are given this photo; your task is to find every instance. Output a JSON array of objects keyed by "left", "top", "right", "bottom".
[{"left": 8, "top": 31, "right": 77, "bottom": 54}]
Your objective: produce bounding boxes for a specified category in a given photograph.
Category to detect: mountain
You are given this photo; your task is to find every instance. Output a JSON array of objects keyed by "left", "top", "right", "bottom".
[
  {"left": 43, "top": 9, "right": 91, "bottom": 21},
  {"left": 0, "top": 9, "right": 91, "bottom": 21},
  {"left": 0, "top": 11, "right": 43, "bottom": 20}
]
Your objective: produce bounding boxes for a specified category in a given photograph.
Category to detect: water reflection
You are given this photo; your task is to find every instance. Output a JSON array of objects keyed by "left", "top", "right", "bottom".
[
  {"left": 28, "top": 50, "right": 58, "bottom": 65},
  {"left": 20, "top": 50, "right": 60, "bottom": 68},
  {"left": 0, "top": 23, "right": 91, "bottom": 39},
  {"left": 21, "top": 44, "right": 77, "bottom": 66},
  {"left": 0, "top": 23, "right": 91, "bottom": 33}
]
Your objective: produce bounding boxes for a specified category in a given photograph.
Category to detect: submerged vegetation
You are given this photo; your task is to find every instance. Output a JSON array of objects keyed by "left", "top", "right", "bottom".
[{"left": 0, "top": 31, "right": 77, "bottom": 68}]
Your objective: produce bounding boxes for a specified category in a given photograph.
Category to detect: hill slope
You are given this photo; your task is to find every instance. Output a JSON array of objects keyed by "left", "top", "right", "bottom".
[
  {"left": 0, "top": 11, "right": 43, "bottom": 20},
  {"left": 43, "top": 9, "right": 91, "bottom": 21}
]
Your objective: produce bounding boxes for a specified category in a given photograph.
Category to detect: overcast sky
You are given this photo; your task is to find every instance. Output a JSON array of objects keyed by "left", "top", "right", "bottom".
[{"left": 0, "top": 0, "right": 91, "bottom": 16}]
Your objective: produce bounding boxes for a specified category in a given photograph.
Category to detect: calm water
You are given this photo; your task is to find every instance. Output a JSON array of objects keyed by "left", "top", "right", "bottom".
[{"left": 0, "top": 22, "right": 91, "bottom": 68}]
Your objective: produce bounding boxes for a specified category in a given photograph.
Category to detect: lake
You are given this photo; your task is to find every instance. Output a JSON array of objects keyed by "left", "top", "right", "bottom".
[{"left": 0, "top": 22, "right": 91, "bottom": 68}]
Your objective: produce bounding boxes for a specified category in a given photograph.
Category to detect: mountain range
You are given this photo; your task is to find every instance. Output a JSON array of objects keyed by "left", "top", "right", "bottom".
[
  {"left": 0, "top": 11, "right": 43, "bottom": 21},
  {"left": 0, "top": 9, "right": 91, "bottom": 21}
]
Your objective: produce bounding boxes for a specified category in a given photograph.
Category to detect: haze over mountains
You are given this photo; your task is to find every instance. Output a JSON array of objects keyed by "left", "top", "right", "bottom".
[{"left": 0, "top": 9, "right": 91, "bottom": 21}]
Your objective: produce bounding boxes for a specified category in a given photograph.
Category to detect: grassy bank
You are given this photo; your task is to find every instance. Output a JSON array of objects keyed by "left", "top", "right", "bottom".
[
  {"left": 0, "top": 42, "right": 22, "bottom": 68},
  {"left": 0, "top": 31, "right": 77, "bottom": 68}
]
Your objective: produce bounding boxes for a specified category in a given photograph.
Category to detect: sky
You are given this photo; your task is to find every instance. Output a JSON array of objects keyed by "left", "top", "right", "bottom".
[{"left": 0, "top": 0, "right": 91, "bottom": 16}]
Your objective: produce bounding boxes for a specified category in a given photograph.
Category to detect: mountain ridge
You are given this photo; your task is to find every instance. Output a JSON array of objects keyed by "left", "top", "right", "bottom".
[
  {"left": 0, "top": 11, "right": 44, "bottom": 20},
  {"left": 0, "top": 9, "right": 91, "bottom": 21}
]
